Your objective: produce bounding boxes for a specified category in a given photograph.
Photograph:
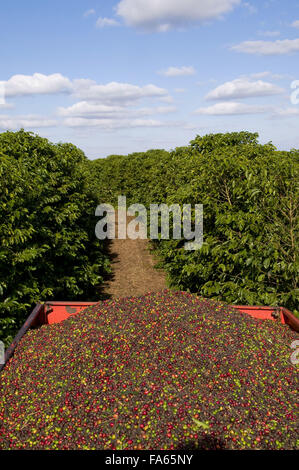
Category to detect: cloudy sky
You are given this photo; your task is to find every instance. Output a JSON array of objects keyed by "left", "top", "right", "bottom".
[{"left": 0, "top": 0, "right": 299, "bottom": 158}]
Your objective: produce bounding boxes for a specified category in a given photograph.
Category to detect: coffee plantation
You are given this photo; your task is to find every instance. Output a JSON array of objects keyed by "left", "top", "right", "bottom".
[
  {"left": 0, "top": 129, "right": 298, "bottom": 451},
  {"left": 90, "top": 131, "right": 298, "bottom": 315},
  {"left": 1, "top": 129, "right": 298, "bottom": 345},
  {"left": 0, "top": 130, "right": 110, "bottom": 347}
]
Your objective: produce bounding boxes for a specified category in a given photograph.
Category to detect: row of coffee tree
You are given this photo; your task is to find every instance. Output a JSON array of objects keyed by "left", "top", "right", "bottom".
[
  {"left": 90, "top": 131, "right": 298, "bottom": 316},
  {"left": 1, "top": 129, "right": 297, "bottom": 346},
  {"left": 0, "top": 130, "right": 110, "bottom": 346}
]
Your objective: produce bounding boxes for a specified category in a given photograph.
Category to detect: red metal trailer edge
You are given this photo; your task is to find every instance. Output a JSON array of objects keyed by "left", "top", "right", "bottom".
[
  {"left": 1, "top": 301, "right": 298, "bottom": 372},
  {"left": 0, "top": 303, "right": 44, "bottom": 373}
]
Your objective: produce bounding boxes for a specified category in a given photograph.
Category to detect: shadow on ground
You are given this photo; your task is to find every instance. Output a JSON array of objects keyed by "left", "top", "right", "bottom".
[
  {"left": 97, "top": 239, "right": 118, "bottom": 300},
  {"left": 176, "top": 435, "right": 227, "bottom": 450}
]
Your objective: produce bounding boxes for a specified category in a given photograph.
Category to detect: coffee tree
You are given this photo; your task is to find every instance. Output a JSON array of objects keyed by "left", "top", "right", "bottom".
[{"left": 0, "top": 130, "right": 110, "bottom": 346}]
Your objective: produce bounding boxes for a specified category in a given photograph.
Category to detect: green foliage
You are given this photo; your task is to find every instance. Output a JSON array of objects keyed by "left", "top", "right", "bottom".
[
  {"left": 1, "top": 129, "right": 297, "bottom": 347},
  {"left": 157, "top": 139, "right": 298, "bottom": 314},
  {"left": 189, "top": 131, "right": 261, "bottom": 154},
  {"left": 90, "top": 132, "right": 298, "bottom": 315},
  {"left": 0, "top": 130, "right": 110, "bottom": 346},
  {"left": 90, "top": 149, "right": 170, "bottom": 207}
]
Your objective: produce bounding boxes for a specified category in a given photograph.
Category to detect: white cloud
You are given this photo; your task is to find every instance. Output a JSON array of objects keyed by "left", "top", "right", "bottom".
[
  {"left": 0, "top": 114, "right": 57, "bottom": 130},
  {"left": 249, "top": 71, "right": 293, "bottom": 81},
  {"left": 58, "top": 101, "right": 176, "bottom": 119},
  {"left": 0, "top": 102, "right": 14, "bottom": 110},
  {"left": 1, "top": 73, "right": 176, "bottom": 131},
  {"left": 158, "top": 95, "right": 174, "bottom": 103},
  {"left": 84, "top": 9, "right": 96, "bottom": 18},
  {"left": 159, "top": 66, "right": 196, "bottom": 77},
  {"left": 195, "top": 102, "right": 269, "bottom": 115},
  {"left": 151, "top": 106, "right": 177, "bottom": 114},
  {"left": 232, "top": 38, "right": 299, "bottom": 55},
  {"left": 72, "top": 78, "right": 96, "bottom": 89},
  {"left": 58, "top": 102, "right": 126, "bottom": 118},
  {"left": 62, "top": 117, "right": 170, "bottom": 129},
  {"left": 250, "top": 71, "right": 272, "bottom": 79},
  {"left": 1, "top": 74, "right": 171, "bottom": 105},
  {"left": 291, "top": 20, "right": 299, "bottom": 28},
  {"left": 58, "top": 97, "right": 177, "bottom": 130},
  {"left": 73, "top": 81, "right": 170, "bottom": 103},
  {"left": 183, "top": 123, "right": 204, "bottom": 131},
  {"left": 0, "top": 73, "right": 174, "bottom": 134},
  {"left": 206, "top": 78, "right": 284, "bottom": 100},
  {"left": 96, "top": 17, "right": 119, "bottom": 28},
  {"left": 258, "top": 30, "right": 280, "bottom": 37},
  {"left": 2, "top": 73, "right": 72, "bottom": 97},
  {"left": 271, "top": 107, "right": 299, "bottom": 117},
  {"left": 116, "top": 0, "right": 241, "bottom": 31}
]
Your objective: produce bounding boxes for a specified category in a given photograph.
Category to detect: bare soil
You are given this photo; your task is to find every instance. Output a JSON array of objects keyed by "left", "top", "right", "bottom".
[{"left": 100, "top": 215, "right": 167, "bottom": 298}]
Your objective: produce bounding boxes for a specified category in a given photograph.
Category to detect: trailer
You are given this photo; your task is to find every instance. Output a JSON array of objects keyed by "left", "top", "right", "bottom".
[{"left": 1, "top": 300, "right": 299, "bottom": 372}]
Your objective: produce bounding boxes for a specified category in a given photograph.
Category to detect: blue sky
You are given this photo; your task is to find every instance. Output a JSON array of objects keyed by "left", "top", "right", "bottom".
[{"left": 0, "top": 0, "right": 299, "bottom": 158}]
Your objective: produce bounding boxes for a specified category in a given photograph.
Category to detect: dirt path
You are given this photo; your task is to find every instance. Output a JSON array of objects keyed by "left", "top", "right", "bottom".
[{"left": 101, "top": 215, "right": 167, "bottom": 298}]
